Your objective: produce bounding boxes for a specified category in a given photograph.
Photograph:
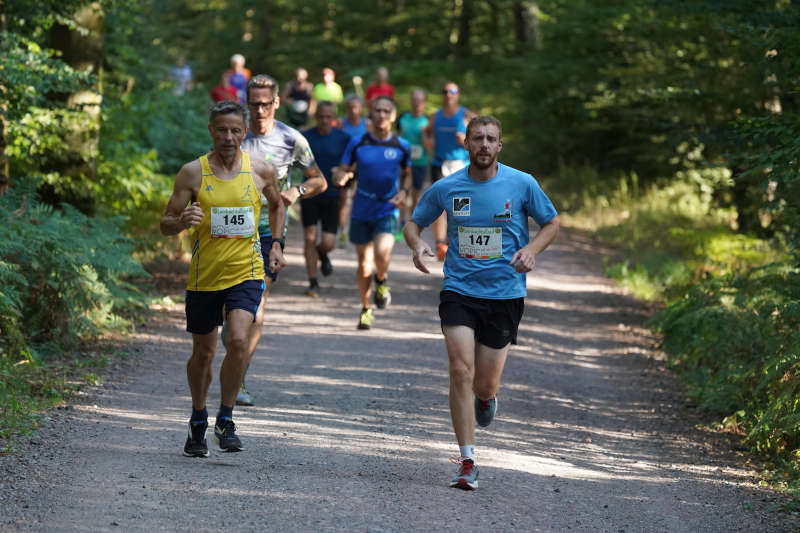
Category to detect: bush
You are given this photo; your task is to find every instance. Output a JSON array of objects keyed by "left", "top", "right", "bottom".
[{"left": 0, "top": 186, "right": 150, "bottom": 361}]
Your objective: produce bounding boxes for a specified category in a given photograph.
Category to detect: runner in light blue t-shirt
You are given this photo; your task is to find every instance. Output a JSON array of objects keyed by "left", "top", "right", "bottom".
[{"left": 404, "top": 115, "right": 559, "bottom": 491}]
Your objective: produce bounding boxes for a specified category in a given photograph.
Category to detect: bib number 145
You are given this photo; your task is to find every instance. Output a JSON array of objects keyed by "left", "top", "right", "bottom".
[{"left": 211, "top": 206, "right": 255, "bottom": 239}]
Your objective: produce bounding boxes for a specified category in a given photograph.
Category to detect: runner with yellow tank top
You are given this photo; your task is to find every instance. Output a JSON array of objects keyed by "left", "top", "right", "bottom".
[
  {"left": 187, "top": 151, "right": 265, "bottom": 291},
  {"left": 160, "top": 101, "right": 286, "bottom": 457}
]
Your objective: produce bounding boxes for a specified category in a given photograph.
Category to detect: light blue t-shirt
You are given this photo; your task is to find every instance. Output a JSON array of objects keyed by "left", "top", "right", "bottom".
[{"left": 412, "top": 163, "right": 557, "bottom": 299}]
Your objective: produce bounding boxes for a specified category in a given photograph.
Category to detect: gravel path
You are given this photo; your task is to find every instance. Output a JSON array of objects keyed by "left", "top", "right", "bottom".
[{"left": 1, "top": 224, "right": 797, "bottom": 532}]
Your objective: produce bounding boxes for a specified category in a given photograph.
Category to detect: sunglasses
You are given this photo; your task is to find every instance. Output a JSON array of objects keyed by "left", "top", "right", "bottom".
[{"left": 442, "top": 88, "right": 459, "bottom": 95}]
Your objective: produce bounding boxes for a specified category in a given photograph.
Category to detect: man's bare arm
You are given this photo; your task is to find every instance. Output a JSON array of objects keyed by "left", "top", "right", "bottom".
[
  {"left": 403, "top": 220, "right": 435, "bottom": 274},
  {"left": 160, "top": 161, "right": 201, "bottom": 236},
  {"left": 510, "top": 216, "right": 560, "bottom": 273},
  {"left": 281, "top": 163, "right": 328, "bottom": 205}
]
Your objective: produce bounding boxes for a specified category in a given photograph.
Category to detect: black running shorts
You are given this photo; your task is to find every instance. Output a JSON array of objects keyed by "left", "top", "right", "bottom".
[
  {"left": 300, "top": 196, "right": 339, "bottom": 234},
  {"left": 438, "top": 290, "right": 524, "bottom": 349}
]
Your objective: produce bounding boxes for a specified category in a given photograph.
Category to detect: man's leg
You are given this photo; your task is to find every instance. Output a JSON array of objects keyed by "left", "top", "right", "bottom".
[
  {"left": 372, "top": 231, "right": 395, "bottom": 308},
  {"left": 442, "top": 325, "right": 477, "bottom": 448},
  {"left": 187, "top": 331, "right": 218, "bottom": 410},
  {"left": 303, "top": 224, "right": 320, "bottom": 296},
  {"left": 220, "top": 308, "right": 255, "bottom": 407},
  {"left": 473, "top": 342, "right": 510, "bottom": 402},
  {"left": 355, "top": 242, "right": 375, "bottom": 309},
  {"left": 443, "top": 324, "right": 481, "bottom": 490},
  {"left": 184, "top": 331, "right": 217, "bottom": 457}
]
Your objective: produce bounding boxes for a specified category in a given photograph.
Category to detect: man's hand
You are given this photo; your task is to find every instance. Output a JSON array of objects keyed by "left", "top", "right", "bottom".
[
  {"left": 332, "top": 166, "right": 354, "bottom": 188},
  {"left": 281, "top": 186, "right": 301, "bottom": 206},
  {"left": 412, "top": 240, "right": 435, "bottom": 274},
  {"left": 389, "top": 189, "right": 409, "bottom": 208},
  {"left": 509, "top": 245, "right": 536, "bottom": 273},
  {"left": 180, "top": 202, "right": 204, "bottom": 228},
  {"left": 268, "top": 245, "right": 288, "bottom": 273}
]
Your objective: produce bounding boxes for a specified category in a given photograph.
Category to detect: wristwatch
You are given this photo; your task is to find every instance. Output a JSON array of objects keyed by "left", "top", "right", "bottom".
[{"left": 296, "top": 184, "right": 307, "bottom": 198}]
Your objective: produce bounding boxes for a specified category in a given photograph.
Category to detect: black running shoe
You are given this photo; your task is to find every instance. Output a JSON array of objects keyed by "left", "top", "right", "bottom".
[
  {"left": 214, "top": 418, "right": 243, "bottom": 452},
  {"left": 183, "top": 421, "right": 209, "bottom": 458},
  {"left": 319, "top": 252, "right": 333, "bottom": 277}
]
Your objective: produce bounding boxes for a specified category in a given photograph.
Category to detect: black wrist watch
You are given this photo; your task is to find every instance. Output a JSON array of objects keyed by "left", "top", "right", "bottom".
[
  {"left": 272, "top": 238, "right": 285, "bottom": 250},
  {"left": 296, "top": 184, "right": 307, "bottom": 198}
]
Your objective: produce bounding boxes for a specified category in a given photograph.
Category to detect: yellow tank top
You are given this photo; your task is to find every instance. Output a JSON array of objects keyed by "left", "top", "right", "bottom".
[{"left": 187, "top": 151, "right": 265, "bottom": 291}]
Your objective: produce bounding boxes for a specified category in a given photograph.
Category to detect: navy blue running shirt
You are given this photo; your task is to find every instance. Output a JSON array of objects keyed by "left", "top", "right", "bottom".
[
  {"left": 412, "top": 163, "right": 557, "bottom": 299},
  {"left": 341, "top": 132, "right": 410, "bottom": 221},
  {"left": 302, "top": 127, "right": 351, "bottom": 199}
]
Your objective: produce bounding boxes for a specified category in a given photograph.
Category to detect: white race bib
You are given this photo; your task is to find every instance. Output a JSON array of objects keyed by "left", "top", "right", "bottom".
[
  {"left": 210, "top": 206, "right": 255, "bottom": 239},
  {"left": 410, "top": 144, "right": 424, "bottom": 160},
  {"left": 457, "top": 226, "right": 503, "bottom": 259}
]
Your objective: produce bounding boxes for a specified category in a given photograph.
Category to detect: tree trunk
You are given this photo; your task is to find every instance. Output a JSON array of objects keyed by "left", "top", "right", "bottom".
[
  {"left": 456, "top": 0, "right": 474, "bottom": 56},
  {"left": 48, "top": 1, "right": 104, "bottom": 211},
  {"left": 0, "top": 0, "right": 9, "bottom": 194},
  {"left": 514, "top": 1, "right": 541, "bottom": 51}
]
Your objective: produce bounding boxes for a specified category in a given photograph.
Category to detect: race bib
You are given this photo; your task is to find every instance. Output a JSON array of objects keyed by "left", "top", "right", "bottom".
[
  {"left": 210, "top": 206, "right": 255, "bottom": 239},
  {"left": 410, "top": 144, "right": 424, "bottom": 160},
  {"left": 457, "top": 226, "right": 503, "bottom": 259}
]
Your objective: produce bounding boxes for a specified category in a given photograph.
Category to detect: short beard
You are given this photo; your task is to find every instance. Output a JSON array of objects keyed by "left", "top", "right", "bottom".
[{"left": 469, "top": 154, "right": 496, "bottom": 170}]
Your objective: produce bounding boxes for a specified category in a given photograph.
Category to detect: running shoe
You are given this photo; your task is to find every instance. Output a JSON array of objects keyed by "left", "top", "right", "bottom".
[
  {"left": 235, "top": 384, "right": 254, "bottom": 406},
  {"left": 319, "top": 252, "right": 333, "bottom": 277},
  {"left": 306, "top": 284, "right": 320, "bottom": 298},
  {"left": 338, "top": 232, "right": 348, "bottom": 249},
  {"left": 358, "top": 308, "right": 374, "bottom": 330},
  {"left": 183, "top": 420, "right": 209, "bottom": 458},
  {"left": 214, "top": 418, "right": 243, "bottom": 452},
  {"left": 449, "top": 457, "right": 479, "bottom": 490},
  {"left": 374, "top": 283, "right": 391, "bottom": 309},
  {"left": 474, "top": 396, "right": 498, "bottom": 427},
  {"left": 436, "top": 242, "right": 448, "bottom": 261}
]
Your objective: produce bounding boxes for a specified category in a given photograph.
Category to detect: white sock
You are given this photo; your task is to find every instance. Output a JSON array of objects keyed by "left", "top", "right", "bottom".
[{"left": 459, "top": 444, "right": 475, "bottom": 462}]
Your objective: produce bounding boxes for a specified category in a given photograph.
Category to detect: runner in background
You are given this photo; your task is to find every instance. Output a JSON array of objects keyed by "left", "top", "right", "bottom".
[
  {"left": 300, "top": 101, "right": 351, "bottom": 297},
  {"left": 396, "top": 89, "right": 429, "bottom": 237},
  {"left": 226, "top": 54, "right": 251, "bottom": 105},
  {"left": 365, "top": 67, "right": 395, "bottom": 110},
  {"left": 333, "top": 96, "right": 411, "bottom": 330},
  {"left": 210, "top": 73, "right": 237, "bottom": 103},
  {"left": 336, "top": 94, "right": 370, "bottom": 248},
  {"left": 281, "top": 67, "right": 314, "bottom": 129},
  {"left": 423, "top": 81, "right": 474, "bottom": 260},
  {"left": 233, "top": 74, "right": 327, "bottom": 406},
  {"left": 312, "top": 68, "right": 344, "bottom": 114},
  {"left": 405, "top": 115, "right": 559, "bottom": 490}
]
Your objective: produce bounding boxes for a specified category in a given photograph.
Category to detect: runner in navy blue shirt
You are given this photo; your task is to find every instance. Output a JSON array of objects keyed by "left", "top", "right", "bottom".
[
  {"left": 333, "top": 96, "right": 411, "bottom": 330},
  {"left": 301, "top": 101, "right": 352, "bottom": 296},
  {"left": 405, "top": 115, "right": 559, "bottom": 491}
]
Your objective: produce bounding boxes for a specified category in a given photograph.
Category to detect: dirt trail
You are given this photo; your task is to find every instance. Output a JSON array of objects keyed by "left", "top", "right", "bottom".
[{"left": 1, "top": 223, "right": 796, "bottom": 532}]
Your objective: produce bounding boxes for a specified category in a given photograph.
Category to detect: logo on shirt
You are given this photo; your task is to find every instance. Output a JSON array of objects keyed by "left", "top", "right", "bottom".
[
  {"left": 205, "top": 185, "right": 214, "bottom": 192},
  {"left": 493, "top": 199, "right": 513, "bottom": 222},
  {"left": 384, "top": 148, "right": 399, "bottom": 160},
  {"left": 452, "top": 197, "right": 470, "bottom": 217},
  {"left": 240, "top": 184, "right": 253, "bottom": 201}
]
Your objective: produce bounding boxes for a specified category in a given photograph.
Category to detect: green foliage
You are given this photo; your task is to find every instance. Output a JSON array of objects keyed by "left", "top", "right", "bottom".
[
  {"left": 0, "top": 186, "right": 150, "bottom": 360},
  {"left": 653, "top": 262, "right": 800, "bottom": 482}
]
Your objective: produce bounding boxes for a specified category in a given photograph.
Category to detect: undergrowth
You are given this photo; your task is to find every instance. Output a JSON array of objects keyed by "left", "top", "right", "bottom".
[{"left": 549, "top": 165, "right": 799, "bottom": 505}]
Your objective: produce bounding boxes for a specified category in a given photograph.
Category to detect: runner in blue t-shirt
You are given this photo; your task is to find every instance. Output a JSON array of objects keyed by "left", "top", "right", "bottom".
[
  {"left": 404, "top": 115, "right": 559, "bottom": 491},
  {"left": 422, "top": 81, "right": 475, "bottom": 261},
  {"left": 301, "top": 101, "right": 351, "bottom": 297},
  {"left": 397, "top": 88, "right": 430, "bottom": 233},
  {"left": 333, "top": 96, "right": 411, "bottom": 330}
]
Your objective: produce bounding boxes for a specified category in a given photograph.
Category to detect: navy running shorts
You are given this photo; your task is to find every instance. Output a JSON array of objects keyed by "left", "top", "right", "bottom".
[
  {"left": 411, "top": 165, "right": 428, "bottom": 190},
  {"left": 349, "top": 214, "right": 398, "bottom": 244},
  {"left": 185, "top": 279, "right": 266, "bottom": 335},
  {"left": 438, "top": 290, "right": 524, "bottom": 349}
]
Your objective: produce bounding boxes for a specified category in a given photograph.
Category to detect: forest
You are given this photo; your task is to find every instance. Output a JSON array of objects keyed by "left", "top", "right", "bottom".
[{"left": 1, "top": 0, "right": 798, "bottom": 499}]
